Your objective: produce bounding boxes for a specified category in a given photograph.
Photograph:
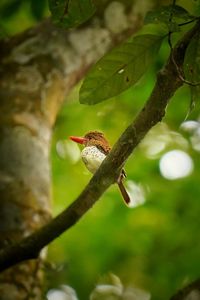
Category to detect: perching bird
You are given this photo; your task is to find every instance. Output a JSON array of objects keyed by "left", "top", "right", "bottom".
[{"left": 70, "top": 131, "right": 130, "bottom": 205}]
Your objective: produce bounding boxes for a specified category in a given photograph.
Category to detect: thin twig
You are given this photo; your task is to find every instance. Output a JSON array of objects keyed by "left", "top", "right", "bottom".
[
  {"left": 168, "top": 33, "right": 200, "bottom": 86},
  {"left": 168, "top": 1, "right": 200, "bottom": 86},
  {"left": 179, "top": 17, "right": 199, "bottom": 27}
]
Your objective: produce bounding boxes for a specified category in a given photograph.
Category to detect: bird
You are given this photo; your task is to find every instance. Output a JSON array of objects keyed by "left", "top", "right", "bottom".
[{"left": 70, "top": 131, "right": 130, "bottom": 205}]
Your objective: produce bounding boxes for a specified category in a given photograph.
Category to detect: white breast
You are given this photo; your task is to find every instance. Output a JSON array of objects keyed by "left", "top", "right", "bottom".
[{"left": 81, "top": 146, "right": 106, "bottom": 174}]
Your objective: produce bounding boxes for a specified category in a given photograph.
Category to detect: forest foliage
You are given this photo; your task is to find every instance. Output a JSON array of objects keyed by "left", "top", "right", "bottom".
[{"left": 0, "top": 0, "right": 200, "bottom": 299}]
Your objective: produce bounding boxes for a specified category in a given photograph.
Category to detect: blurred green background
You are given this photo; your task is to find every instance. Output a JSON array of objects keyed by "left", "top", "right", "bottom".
[
  {"left": 49, "top": 66, "right": 200, "bottom": 299},
  {"left": 1, "top": 0, "right": 200, "bottom": 299}
]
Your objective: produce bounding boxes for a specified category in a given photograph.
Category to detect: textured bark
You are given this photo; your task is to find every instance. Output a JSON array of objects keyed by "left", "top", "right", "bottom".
[
  {"left": 0, "top": 1, "right": 146, "bottom": 299},
  {"left": 0, "top": 124, "right": 51, "bottom": 299}
]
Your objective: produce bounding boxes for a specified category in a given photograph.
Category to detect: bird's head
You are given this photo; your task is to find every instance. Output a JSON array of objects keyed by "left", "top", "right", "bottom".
[{"left": 70, "top": 131, "right": 111, "bottom": 154}]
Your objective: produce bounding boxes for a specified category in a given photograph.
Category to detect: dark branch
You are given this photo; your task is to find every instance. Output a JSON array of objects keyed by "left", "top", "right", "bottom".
[
  {"left": 170, "top": 278, "right": 200, "bottom": 300},
  {"left": 0, "top": 20, "right": 199, "bottom": 273}
]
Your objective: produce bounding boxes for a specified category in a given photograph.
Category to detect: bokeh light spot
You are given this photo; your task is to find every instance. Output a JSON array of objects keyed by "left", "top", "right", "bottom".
[
  {"left": 159, "top": 150, "right": 193, "bottom": 180},
  {"left": 56, "top": 140, "right": 81, "bottom": 163},
  {"left": 126, "top": 181, "right": 147, "bottom": 208}
]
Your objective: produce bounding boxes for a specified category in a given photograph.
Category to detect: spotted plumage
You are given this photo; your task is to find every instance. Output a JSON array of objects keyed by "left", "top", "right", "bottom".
[{"left": 81, "top": 146, "right": 106, "bottom": 174}]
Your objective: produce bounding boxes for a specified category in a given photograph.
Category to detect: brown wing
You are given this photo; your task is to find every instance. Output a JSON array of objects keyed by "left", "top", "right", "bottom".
[{"left": 96, "top": 143, "right": 111, "bottom": 155}]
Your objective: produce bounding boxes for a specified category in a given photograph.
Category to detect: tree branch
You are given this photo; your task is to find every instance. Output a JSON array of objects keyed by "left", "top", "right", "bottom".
[
  {"left": 170, "top": 278, "right": 200, "bottom": 300},
  {"left": 0, "top": 20, "right": 199, "bottom": 273}
]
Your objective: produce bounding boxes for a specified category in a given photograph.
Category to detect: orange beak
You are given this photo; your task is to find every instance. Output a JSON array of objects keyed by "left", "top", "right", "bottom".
[{"left": 70, "top": 136, "right": 88, "bottom": 144}]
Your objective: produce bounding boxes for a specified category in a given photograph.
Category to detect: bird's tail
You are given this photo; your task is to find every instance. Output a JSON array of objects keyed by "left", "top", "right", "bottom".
[{"left": 117, "top": 180, "right": 130, "bottom": 205}]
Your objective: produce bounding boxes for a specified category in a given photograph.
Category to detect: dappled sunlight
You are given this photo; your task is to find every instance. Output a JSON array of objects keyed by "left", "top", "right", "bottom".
[
  {"left": 191, "top": 133, "right": 200, "bottom": 152},
  {"left": 180, "top": 120, "right": 200, "bottom": 132},
  {"left": 51, "top": 97, "right": 200, "bottom": 299},
  {"left": 47, "top": 12, "right": 200, "bottom": 298},
  {"left": 56, "top": 140, "right": 81, "bottom": 163},
  {"left": 181, "top": 120, "right": 200, "bottom": 152},
  {"left": 51, "top": 105, "right": 200, "bottom": 299},
  {"left": 47, "top": 285, "right": 78, "bottom": 300},
  {"left": 126, "top": 180, "right": 147, "bottom": 208},
  {"left": 140, "top": 123, "right": 188, "bottom": 159},
  {"left": 159, "top": 150, "right": 194, "bottom": 180},
  {"left": 47, "top": 274, "right": 151, "bottom": 300}
]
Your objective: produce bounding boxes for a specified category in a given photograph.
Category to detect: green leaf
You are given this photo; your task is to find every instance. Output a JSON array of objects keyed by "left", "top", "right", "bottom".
[
  {"left": 31, "top": 0, "right": 47, "bottom": 21},
  {"left": 184, "top": 30, "right": 200, "bottom": 111},
  {"left": 80, "top": 34, "right": 164, "bottom": 105},
  {"left": 144, "top": 5, "right": 194, "bottom": 31},
  {"left": 49, "top": 0, "right": 95, "bottom": 28}
]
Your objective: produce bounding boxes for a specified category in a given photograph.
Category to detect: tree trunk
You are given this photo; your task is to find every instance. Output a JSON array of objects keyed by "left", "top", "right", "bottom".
[{"left": 0, "top": 1, "right": 147, "bottom": 298}]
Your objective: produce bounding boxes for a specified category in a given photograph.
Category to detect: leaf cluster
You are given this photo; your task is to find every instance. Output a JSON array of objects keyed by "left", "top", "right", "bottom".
[
  {"left": 47, "top": 1, "right": 200, "bottom": 107},
  {"left": 61, "top": 2, "right": 200, "bottom": 110}
]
